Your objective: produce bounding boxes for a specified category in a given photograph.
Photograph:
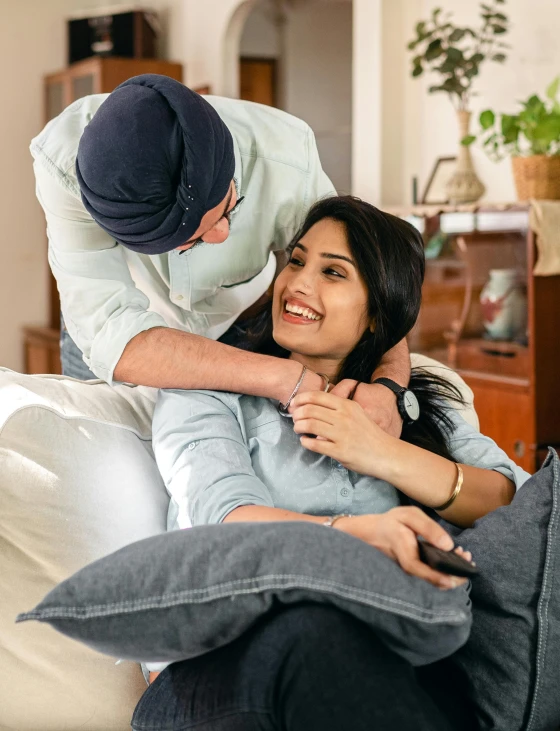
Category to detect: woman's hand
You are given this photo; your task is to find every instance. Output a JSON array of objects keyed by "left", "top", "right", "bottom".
[
  {"left": 334, "top": 507, "right": 470, "bottom": 590},
  {"left": 291, "top": 389, "right": 396, "bottom": 477},
  {"left": 330, "top": 380, "right": 403, "bottom": 438}
]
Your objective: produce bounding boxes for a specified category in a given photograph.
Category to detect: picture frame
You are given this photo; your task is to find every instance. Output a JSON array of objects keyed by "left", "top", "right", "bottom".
[{"left": 421, "top": 156, "right": 457, "bottom": 205}]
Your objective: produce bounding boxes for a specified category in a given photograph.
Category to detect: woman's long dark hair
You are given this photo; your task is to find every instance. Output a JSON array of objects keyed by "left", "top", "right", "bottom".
[{"left": 247, "top": 195, "right": 465, "bottom": 460}]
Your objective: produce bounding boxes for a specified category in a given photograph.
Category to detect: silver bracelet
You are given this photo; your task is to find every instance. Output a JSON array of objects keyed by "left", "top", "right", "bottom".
[
  {"left": 323, "top": 513, "right": 352, "bottom": 528},
  {"left": 278, "top": 365, "right": 308, "bottom": 415}
]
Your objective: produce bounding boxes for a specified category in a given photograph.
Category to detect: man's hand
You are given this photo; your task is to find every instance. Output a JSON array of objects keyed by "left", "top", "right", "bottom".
[{"left": 330, "top": 380, "right": 403, "bottom": 438}]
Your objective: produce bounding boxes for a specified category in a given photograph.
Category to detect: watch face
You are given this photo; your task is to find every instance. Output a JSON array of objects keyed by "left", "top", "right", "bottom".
[{"left": 402, "top": 390, "right": 420, "bottom": 421}]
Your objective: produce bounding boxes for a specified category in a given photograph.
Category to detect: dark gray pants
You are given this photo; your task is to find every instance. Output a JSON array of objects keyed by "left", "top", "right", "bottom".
[{"left": 132, "top": 604, "right": 475, "bottom": 731}]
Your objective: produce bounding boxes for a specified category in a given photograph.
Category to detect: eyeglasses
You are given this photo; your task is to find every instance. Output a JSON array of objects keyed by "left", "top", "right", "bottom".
[{"left": 178, "top": 196, "right": 245, "bottom": 255}]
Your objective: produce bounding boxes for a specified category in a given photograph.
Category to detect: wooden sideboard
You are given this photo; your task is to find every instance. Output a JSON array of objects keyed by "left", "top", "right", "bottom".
[{"left": 398, "top": 203, "right": 560, "bottom": 474}]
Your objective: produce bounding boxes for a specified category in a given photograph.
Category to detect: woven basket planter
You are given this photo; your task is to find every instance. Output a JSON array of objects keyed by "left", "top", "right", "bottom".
[{"left": 511, "top": 155, "right": 560, "bottom": 200}]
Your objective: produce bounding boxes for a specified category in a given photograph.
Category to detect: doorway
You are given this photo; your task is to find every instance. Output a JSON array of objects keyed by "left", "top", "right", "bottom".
[{"left": 240, "top": 57, "right": 278, "bottom": 107}]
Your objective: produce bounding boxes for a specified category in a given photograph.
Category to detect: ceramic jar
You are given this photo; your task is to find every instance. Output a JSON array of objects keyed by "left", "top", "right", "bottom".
[{"left": 480, "top": 269, "right": 527, "bottom": 341}]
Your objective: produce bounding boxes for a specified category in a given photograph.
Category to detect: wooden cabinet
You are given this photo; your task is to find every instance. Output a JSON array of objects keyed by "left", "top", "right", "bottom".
[
  {"left": 24, "top": 57, "right": 183, "bottom": 375},
  {"left": 399, "top": 204, "right": 560, "bottom": 474}
]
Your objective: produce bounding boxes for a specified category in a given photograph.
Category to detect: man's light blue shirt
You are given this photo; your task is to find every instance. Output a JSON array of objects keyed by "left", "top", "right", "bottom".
[{"left": 31, "top": 95, "right": 336, "bottom": 383}]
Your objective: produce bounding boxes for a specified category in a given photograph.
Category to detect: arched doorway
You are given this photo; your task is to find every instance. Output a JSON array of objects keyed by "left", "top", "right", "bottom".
[{"left": 232, "top": 0, "right": 353, "bottom": 194}]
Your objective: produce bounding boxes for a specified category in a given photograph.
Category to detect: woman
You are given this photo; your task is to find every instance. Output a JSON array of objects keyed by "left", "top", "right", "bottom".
[{"left": 135, "top": 196, "right": 529, "bottom": 731}]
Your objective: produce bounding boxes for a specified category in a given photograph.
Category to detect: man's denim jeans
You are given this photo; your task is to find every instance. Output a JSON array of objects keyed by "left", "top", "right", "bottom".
[{"left": 60, "top": 317, "right": 97, "bottom": 380}]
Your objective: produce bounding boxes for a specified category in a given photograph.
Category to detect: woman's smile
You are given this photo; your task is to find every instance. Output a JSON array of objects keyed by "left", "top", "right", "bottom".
[{"left": 282, "top": 297, "right": 323, "bottom": 325}]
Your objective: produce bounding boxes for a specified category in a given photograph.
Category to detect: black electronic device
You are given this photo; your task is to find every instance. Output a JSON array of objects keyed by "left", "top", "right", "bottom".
[
  {"left": 418, "top": 540, "right": 479, "bottom": 578},
  {"left": 68, "top": 9, "right": 158, "bottom": 65}
]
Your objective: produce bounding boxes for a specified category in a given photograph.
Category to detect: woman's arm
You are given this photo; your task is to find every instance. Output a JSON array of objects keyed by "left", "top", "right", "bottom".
[
  {"left": 291, "top": 391, "right": 523, "bottom": 528},
  {"left": 224, "top": 505, "right": 466, "bottom": 590}
]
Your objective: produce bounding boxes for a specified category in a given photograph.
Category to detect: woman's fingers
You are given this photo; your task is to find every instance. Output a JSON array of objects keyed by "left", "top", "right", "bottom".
[
  {"left": 291, "top": 403, "right": 338, "bottom": 426},
  {"left": 393, "top": 507, "right": 454, "bottom": 551},
  {"left": 291, "top": 390, "right": 346, "bottom": 411},
  {"left": 394, "top": 529, "right": 467, "bottom": 590},
  {"left": 294, "top": 418, "right": 338, "bottom": 441},
  {"left": 454, "top": 546, "right": 473, "bottom": 563}
]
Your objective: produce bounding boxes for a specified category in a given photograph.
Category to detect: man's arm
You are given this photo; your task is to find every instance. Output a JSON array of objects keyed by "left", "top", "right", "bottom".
[
  {"left": 115, "top": 327, "right": 322, "bottom": 404},
  {"left": 372, "top": 338, "right": 411, "bottom": 386},
  {"left": 330, "top": 338, "right": 411, "bottom": 438}
]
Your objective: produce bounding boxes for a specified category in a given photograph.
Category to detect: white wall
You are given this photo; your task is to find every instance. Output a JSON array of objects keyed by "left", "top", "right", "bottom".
[
  {"left": 240, "top": 0, "right": 353, "bottom": 193},
  {"left": 240, "top": 1, "right": 280, "bottom": 57},
  {"left": 381, "top": 0, "right": 560, "bottom": 205},
  {"left": 0, "top": 0, "right": 183, "bottom": 372}
]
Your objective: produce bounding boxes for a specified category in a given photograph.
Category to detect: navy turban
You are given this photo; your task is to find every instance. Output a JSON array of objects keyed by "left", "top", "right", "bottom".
[{"left": 75, "top": 74, "right": 235, "bottom": 255}]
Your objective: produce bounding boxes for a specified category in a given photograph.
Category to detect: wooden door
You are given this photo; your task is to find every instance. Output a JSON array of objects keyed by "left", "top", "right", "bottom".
[{"left": 239, "top": 58, "right": 277, "bottom": 107}]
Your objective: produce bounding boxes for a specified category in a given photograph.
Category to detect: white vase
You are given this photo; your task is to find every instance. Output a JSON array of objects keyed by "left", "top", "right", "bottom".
[
  {"left": 445, "top": 110, "right": 486, "bottom": 205},
  {"left": 480, "top": 269, "right": 527, "bottom": 341}
]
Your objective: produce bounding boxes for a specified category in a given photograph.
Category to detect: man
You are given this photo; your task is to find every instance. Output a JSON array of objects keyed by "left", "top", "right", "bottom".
[{"left": 32, "top": 74, "right": 409, "bottom": 434}]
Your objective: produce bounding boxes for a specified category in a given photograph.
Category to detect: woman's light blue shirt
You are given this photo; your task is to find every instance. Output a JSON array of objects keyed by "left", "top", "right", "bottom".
[{"left": 152, "top": 389, "right": 531, "bottom": 530}]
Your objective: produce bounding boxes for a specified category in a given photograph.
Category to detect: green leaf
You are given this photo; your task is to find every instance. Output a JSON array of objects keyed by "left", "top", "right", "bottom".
[
  {"left": 546, "top": 76, "right": 560, "bottom": 101},
  {"left": 437, "top": 58, "right": 459, "bottom": 73},
  {"left": 501, "top": 114, "right": 520, "bottom": 144},
  {"left": 480, "top": 109, "right": 495, "bottom": 129},
  {"left": 416, "top": 21, "right": 426, "bottom": 36},
  {"left": 465, "top": 66, "right": 480, "bottom": 79},
  {"left": 412, "top": 64, "right": 424, "bottom": 77},
  {"left": 492, "top": 53, "right": 507, "bottom": 62},
  {"left": 492, "top": 24, "right": 508, "bottom": 34},
  {"left": 524, "top": 94, "right": 545, "bottom": 114},
  {"left": 425, "top": 38, "right": 444, "bottom": 60},
  {"left": 429, "top": 85, "right": 447, "bottom": 94},
  {"left": 471, "top": 52, "right": 485, "bottom": 65},
  {"left": 461, "top": 135, "right": 476, "bottom": 146},
  {"left": 494, "top": 12, "right": 508, "bottom": 21},
  {"left": 432, "top": 7, "right": 442, "bottom": 19},
  {"left": 449, "top": 28, "right": 466, "bottom": 42},
  {"left": 447, "top": 47, "right": 464, "bottom": 61},
  {"left": 407, "top": 40, "right": 418, "bottom": 50}
]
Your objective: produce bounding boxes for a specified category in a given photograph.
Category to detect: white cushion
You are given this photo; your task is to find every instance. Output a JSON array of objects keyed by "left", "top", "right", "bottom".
[
  {"left": 0, "top": 369, "right": 169, "bottom": 731},
  {"left": 0, "top": 358, "right": 477, "bottom": 730},
  {"left": 410, "top": 352, "right": 479, "bottom": 431}
]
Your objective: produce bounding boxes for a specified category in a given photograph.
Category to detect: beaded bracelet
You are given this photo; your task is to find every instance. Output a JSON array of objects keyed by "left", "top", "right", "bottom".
[{"left": 278, "top": 365, "right": 308, "bottom": 415}]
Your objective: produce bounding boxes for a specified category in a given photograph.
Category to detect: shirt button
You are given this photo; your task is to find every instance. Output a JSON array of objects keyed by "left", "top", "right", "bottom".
[
  {"left": 187, "top": 441, "right": 198, "bottom": 450},
  {"left": 340, "top": 487, "right": 350, "bottom": 497},
  {"left": 175, "top": 294, "right": 184, "bottom": 301}
]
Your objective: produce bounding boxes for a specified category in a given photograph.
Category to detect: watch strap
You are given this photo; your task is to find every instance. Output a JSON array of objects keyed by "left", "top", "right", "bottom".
[{"left": 372, "top": 377, "right": 406, "bottom": 396}]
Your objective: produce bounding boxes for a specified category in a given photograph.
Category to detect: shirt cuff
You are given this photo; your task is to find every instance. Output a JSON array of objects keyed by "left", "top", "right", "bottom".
[{"left": 87, "top": 307, "right": 169, "bottom": 385}]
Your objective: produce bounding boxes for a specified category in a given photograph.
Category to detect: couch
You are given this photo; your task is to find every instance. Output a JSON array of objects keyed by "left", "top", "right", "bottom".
[{"left": 0, "top": 356, "right": 478, "bottom": 730}]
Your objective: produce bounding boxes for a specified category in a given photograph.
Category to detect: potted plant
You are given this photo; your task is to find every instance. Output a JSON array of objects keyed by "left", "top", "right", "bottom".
[
  {"left": 407, "top": 1, "right": 510, "bottom": 204},
  {"left": 462, "top": 78, "right": 560, "bottom": 200}
]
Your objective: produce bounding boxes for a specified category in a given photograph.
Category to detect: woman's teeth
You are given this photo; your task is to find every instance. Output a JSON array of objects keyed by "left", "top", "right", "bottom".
[{"left": 284, "top": 303, "right": 322, "bottom": 321}]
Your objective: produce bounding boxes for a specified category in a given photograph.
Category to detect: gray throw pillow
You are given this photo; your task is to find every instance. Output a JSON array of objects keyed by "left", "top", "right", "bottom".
[
  {"left": 17, "top": 521, "right": 471, "bottom": 668},
  {"left": 440, "top": 448, "right": 560, "bottom": 731}
]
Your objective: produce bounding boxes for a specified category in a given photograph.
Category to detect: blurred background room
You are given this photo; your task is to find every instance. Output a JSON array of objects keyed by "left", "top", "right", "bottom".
[{"left": 1, "top": 0, "right": 560, "bottom": 471}]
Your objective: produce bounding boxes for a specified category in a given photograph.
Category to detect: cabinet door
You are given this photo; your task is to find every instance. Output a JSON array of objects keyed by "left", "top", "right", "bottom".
[
  {"left": 71, "top": 73, "right": 95, "bottom": 102},
  {"left": 46, "top": 81, "right": 66, "bottom": 121},
  {"left": 466, "top": 379, "right": 535, "bottom": 473}
]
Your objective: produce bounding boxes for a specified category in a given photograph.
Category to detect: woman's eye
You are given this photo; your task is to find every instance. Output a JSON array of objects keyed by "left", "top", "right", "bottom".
[
  {"left": 288, "top": 257, "right": 304, "bottom": 267},
  {"left": 325, "top": 268, "right": 345, "bottom": 278}
]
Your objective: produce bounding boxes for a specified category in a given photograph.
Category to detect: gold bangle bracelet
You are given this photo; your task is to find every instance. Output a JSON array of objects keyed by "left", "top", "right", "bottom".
[{"left": 434, "top": 463, "right": 464, "bottom": 512}]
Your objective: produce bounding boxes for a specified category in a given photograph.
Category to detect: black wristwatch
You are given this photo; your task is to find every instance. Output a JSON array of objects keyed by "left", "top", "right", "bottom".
[{"left": 372, "top": 378, "right": 420, "bottom": 424}]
